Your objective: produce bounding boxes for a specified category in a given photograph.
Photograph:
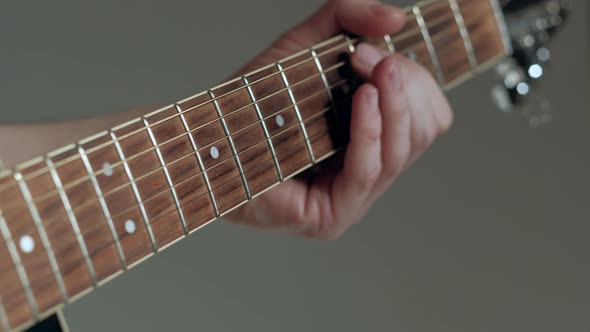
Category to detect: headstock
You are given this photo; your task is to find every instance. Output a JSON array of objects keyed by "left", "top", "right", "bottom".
[{"left": 491, "top": 0, "right": 570, "bottom": 126}]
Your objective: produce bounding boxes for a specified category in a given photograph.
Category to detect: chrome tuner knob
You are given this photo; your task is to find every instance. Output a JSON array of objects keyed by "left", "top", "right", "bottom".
[
  {"left": 490, "top": 0, "right": 570, "bottom": 127},
  {"left": 491, "top": 58, "right": 552, "bottom": 127}
]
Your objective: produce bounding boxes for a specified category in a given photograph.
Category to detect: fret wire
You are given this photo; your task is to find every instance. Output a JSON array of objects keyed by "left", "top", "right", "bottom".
[
  {"left": 78, "top": 145, "right": 128, "bottom": 269},
  {"left": 0, "top": 210, "right": 39, "bottom": 320},
  {"left": 241, "top": 76, "right": 284, "bottom": 182},
  {"left": 142, "top": 117, "right": 189, "bottom": 235},
  {"left": 207, "top": 89, "right": 252, "bottom": 200},
  {"left": 174, "top": 103, "right": 220, "bottom": 218},
  {"left": 384, "top": 34, "right": 395, "bottom": 53},
  {"left": 100, "top": 82, "right": 349, "bottom": 226},
  {"left": 2, "top": 18, "right": 471, "bottom": 210},
  {"left": 0, "top": 1, "right": 508, "bottom": 316},
  {"left": 1, "top": 11, "right": 458, "bottom": 190},
  {"left": 3, "top": 92, "right": 353, "bottom": 305},
  {"left": 0, "top": 295, "right": 9, "bottom": 332},
  {"left": 1, "top": 17, "right": 486, "bottom": 238},
  {"left": 275, "top": 62, "right": 316, "bottom": 164},
  {"left": 413, "top": 5, "right": 446, "bottom": 85},
  {"left": 109, "top": 131, "right": 158, "bottom": 252},
  {"left": 45, "top": 158, "right": 98, "bottom": 286},
  {"left": 14, "top": 171, "right": 69, "bottom": 302},
  {"left": 448, "top": 0, "right": 478, "bottom": 71},
  {"left": 489, "top": 0, "right": 513, "bottom": 55},
  {"left": 309, "top": 48, "right": 346, "bottom": 136},
  {"left": 0, "top": 211, "right": 40, "bottom": 321},
  {"left": 13, "top": 78, "right": 349, "bottom": 242}
]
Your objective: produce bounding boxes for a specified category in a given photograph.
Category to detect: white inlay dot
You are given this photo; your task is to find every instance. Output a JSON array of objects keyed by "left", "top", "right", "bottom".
[
  {"left": 210, "top": 146, "right": 220, "bottom": 159},
  {"left": 125, "top": 219, "right": 136, "bottom": 234},
  {"left": 276, "top": 114, "right": 285, "bottom": 127},
  {"left": 407, "top": 51, "right": 417, "bottom": 61},
  {"left": 19, "top": 235, "right": 35, "bottom": 254},
  {"left": 103, "top": 162, "right": 114, "bottom": 177}
]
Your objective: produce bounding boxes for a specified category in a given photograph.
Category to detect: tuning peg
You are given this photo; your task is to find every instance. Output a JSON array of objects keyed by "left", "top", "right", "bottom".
[{"left": 490, "top": 58, "right": 553, "bottom": 127}]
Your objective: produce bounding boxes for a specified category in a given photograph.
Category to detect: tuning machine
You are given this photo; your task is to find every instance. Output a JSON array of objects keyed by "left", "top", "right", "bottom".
[{"left": 491, "top": 0, "right": 569, "bottom": 127}]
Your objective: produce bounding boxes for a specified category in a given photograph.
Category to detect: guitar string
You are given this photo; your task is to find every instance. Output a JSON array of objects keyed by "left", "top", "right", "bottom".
[
  {"left": 0, "top": 2, "right": 490, "bottom": 301},
  {"left": 0, "top": 0, "right": 463, "bottom": 191},
  {"left": 5, "top": 78, "right": 351, "bottom": 240},
  {"left": 0, "top": 17, "right": 480, "bottom": 272},
  {"left": 0, "top": 19, "right": 478, "bottom": 297},
  {"left": 0, "top": 104, "right": 345, "bottom": 300},
  {"left": 1, "top": 17, "right": 473, "bottom": 237},
  {"left": 0, "top": 11, "right": 474, "bottom": 213}
]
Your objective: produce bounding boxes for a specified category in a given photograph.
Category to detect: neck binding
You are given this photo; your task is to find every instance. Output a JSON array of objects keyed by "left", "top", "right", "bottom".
[{"left": 0, "top": 0, "right": 510, "bottom": 330}]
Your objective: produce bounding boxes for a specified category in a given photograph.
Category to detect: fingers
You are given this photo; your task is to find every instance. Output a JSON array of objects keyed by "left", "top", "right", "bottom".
[
  {"left": 351, "top": 43, "right": 389, "bottom": 81},
  {"left": 316, "top": 83, "right": 382, "bottom": 239},
  {"left": 333, "top": 0, "right": 406, "bottom": 37},
  {"left": 292, "top": 0, "right": 406, "bottom": 45},
  {"left": 371, "top": 54, "right": 415, "bottom": 188}
]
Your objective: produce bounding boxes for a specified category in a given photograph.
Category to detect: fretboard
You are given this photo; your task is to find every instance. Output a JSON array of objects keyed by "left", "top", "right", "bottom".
[{"left": 0, "top": 0, "right": 510, "bottom": 330}]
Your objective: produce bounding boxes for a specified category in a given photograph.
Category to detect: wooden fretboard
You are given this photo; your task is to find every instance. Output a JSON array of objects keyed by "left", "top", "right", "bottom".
[{"left": 0, "top": 0, "right": 510, "bottom": 330}]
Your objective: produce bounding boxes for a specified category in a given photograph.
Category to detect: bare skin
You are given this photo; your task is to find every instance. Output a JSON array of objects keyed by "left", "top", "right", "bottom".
[{"left": 0, "top": 0, "right": 453, "bottom": 241}]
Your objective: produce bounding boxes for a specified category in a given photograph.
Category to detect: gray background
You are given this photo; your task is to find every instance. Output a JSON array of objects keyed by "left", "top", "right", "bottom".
[{"left": 1, "top": 1, "right": 589, "bottom": 331}]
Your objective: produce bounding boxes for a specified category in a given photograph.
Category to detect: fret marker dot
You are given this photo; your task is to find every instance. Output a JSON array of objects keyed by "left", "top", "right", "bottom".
[
  {"left": 407, "top": 51, "right": 417, "bottom": 61},
  {"left": 276, "top": 115, "right": 285, "bottom": 127},
  {"left": 19, "top": 235, "right": 34, "bottom": 254},
  {"left": 210, "top": 146, "right": 220, "bottom": 159},
  {"left": 125, "top": 220, "right": 136, "bottom": 234},
  {"left": 103, "top": 162, "right": 114, "bottom": 177}
]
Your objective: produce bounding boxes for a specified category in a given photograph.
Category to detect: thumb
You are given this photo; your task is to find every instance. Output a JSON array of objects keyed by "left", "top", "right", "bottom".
[{"left": 291, "top": 0, "right": 406, "bottom": 46}]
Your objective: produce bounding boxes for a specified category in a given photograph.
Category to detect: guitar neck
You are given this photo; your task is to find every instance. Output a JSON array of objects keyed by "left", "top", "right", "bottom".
[{"left": 0, "top": 0, "right": 510, "bottom": 330}]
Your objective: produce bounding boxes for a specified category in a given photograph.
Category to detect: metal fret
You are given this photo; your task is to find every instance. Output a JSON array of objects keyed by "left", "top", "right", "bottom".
[
  {"left": 413, "top": 6, "right": 445, "bottom": 85},
  {"left": 0, "top": 296, "right": 9, "bottom": 331},
  {"left": 207, "top": 90, "right": 252, "bottom": 200},
  {"left": 449, "top": 0, "right": 478, "bottom": 71},
  {"left": 142, "top": 117, "right": 189, "bottom": 235},
  {"left": 241, "top": 76, "right": 284, "bottom": 182},
  {"left": 78, "top": 144, "right": 128, "bottom": 269},
  {"left": 384, "top": 34, "right": 395, "bottom": 53},
  {"left": 174, "top": 104, "right": 220, "bottom": 218},
  {"left": 309, "top": 48, "right": 345, "bottom": 135},
  {"left": 14, "top": 171, "right": 68, "bottom": 302},
  {"left": 45, "top": 158, "right": 97, "bottom": 287},
  {"left": 489, "top": 0, "right": 513, "bottom": 55},
  {"left": 109, "top": 131, "right": 158, "bottom": 252},
  {"left": 0, "top": 210, "right": 39, "bottom": 320},
  {"left": 344, "top": 35, "right": 356, "bottom": 53},
  {"left": 275, "top": 62, "right": 316, "bottom": 164}
]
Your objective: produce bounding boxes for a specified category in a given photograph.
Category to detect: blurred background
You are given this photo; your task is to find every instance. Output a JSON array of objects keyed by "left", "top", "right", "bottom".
[{"left": 1, "top": 0, "right": 588, "bottom": 331}]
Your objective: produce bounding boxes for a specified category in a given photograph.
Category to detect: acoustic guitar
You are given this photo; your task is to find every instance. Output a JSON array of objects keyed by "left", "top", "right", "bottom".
[{"left": 0, "top": 0, "right": 569, "bottom": 330}]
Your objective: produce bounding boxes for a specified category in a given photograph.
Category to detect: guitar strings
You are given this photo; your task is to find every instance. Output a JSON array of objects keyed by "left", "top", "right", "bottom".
[
  {"left": 0, "top": 2, "right": 492, "bottom": 301},
  {"left": 0, "top": 15, "right": 473, "bottom": 234},
  {"left": 0, "top": 10, "right": 473, "bottom": 212},
  {"left": 6, "top": 79, "right": 351, "bottom": 239},
  {"left": 0, "top": 22, "right": 469, "bottom": 298},
  {"left": 0, "top": 14, "right": 480, "bottom": 274},
  {"left": 0, "top": 108, "right": 344, "bottom": 300},
  {"left": 0, "top": 1, "right": 464, "bottom": 191}
]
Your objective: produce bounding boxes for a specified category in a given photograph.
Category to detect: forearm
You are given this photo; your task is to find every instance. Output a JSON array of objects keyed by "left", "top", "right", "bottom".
[{"left": 0, "top": 106, "right": 158, "bottom": 169}]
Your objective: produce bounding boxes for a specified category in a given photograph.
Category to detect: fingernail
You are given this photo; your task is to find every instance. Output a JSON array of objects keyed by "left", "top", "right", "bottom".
[
  {"left": 366, "top": 86, "right": 379, "bottom": 112},
  {"left": 387, "top": 63, "right": 402, "bottom": 91},
  {"left": 355, "top": 43, "right": 383, "bottom": 69}
]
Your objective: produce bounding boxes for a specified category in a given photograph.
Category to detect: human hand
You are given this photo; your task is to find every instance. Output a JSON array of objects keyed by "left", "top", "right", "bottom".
[{"left": 226, "top": 0, "right": 453, "bottom": 240}]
